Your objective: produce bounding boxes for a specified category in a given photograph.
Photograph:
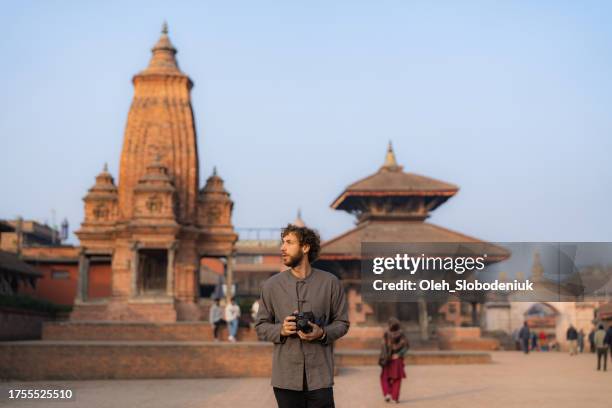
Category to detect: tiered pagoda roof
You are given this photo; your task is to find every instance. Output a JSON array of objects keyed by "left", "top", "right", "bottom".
[
  {"left": 331, "top": 142, "right": 458, "bottom": 219},
  {"left": 321, "top": 142, "right": 509, "bottom": 260}
]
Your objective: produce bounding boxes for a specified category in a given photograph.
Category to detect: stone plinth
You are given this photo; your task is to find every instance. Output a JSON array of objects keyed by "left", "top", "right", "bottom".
[
  {"left": 437, "top": 326, "right": 483, "bottom": 339},
  {"left": 334, "top": 325, "right": 384, "bottom": 350},
  {"left": 43, "top": 321, "right": 257, "bottom": 342},
  {"left": 335, "top": 349, "right": 492, "bottom": 366},
  {"left": 437, "top": 326, "right": 500, "bottom": 351},
  {"left": 71, "top": 300, "right": 178, "bottom": 322},
  {"left": 0, "top": 341, "right": 272, "bottom": 381},
  {"left": 0, "top": 341, "right": 492, "bottom": 381}
]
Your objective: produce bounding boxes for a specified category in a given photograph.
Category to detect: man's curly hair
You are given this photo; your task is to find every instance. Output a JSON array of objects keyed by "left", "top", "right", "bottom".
[{"left": 281, "top": 224, "right": 321, "bottom": 263}]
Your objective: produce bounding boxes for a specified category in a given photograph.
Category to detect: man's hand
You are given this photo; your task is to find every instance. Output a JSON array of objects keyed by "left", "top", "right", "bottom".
[
  {"left": 297, "top": 322, "right": 324, "bottom": 341},
  {"left": 280, "top": 313, "right": 297, "bottom": 337}
]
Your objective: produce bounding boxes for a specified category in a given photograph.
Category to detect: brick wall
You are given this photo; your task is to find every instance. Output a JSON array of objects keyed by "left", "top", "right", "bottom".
[{"left": 0, "top": 341, "right": 273, "bottom": 381}]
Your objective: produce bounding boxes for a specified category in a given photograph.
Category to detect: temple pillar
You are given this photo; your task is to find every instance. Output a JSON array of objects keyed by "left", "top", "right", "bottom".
[
  {"left": 166, "top": 242, "right": 177, "bottom": 297},
  {"left": 76, "top": 248, "right": 90, "bottom": 302},
  {"left": 130, "top": 242, "right": 140, "bottom": 297}
]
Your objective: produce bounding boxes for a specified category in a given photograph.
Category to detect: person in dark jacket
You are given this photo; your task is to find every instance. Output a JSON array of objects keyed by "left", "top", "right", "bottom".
[
  {"left": 566, "top": 325, "right": 578, "bottom": 355},
  {"left": 519, "top": 322, "right": 531, "bottom": 354},
  {"left": 578, "top": 329, "right": 585, "bottom": 353},
  {"left": 605, "top": 325, "right": 612, "bottom": 364},
  {"left": 531, "top": 331, "right": 538, "bottom": 351},
  {"left": 594, "top": 324, "right": 608, "bottom": 371},
  {"left": 208, "top": 298, "right": 225, "bottom": 341},
  {"left": 589, "top": 328, "right": 596, "bottom": 353}
]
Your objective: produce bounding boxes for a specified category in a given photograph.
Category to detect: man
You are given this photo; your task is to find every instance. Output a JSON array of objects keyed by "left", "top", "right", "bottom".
[
  {"left": 256, "top": 224, "right": 350, "bottom": 408},
  {"left": 605, "top": 325, "right": 612, "bottom": 364},
  {"left": 250, "top": 299, "right": 260, "bottom": 329},
  {"left": 594, "top": 324, "right": 607, "bottom": 371},
  {"left": 208, "top": 298, "right": 224, "bottom": 341},
  {"left": 566, "top": 324, "right": 578, "bottom": 356},
  {"left": 225, "top": 297, "right": 240, "bottom": 342},
  {"left": 589, "top": 327, "right": 596, "bottom": 353},
  {"left": 578, "top": 329, "right": 585, "bottom": 353},
  {"left": 518, "top": 322, "right": 531, "bottom": 354}
]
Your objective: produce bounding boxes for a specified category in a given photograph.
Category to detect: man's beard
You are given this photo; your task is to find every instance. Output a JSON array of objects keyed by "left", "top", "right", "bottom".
[{"left": 283, "top": 251, "right": 304, "bottom": 268}]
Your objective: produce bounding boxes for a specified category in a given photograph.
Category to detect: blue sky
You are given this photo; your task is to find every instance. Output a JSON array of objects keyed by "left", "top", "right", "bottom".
[{"left": 1, "top": 1, "right": 611, "bottom": 243}]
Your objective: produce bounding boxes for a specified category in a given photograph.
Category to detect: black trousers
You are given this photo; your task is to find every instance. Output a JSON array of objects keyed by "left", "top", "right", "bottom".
[
  {"left": 597, "top": 347, "right": 608, "bottom": 371},
  {"left": 273, "top": 387, "right": 334, "bottom": 408},
  {"left": 521, "top": 339, "right": 529, "bottom": 354},
  {"left": 213, "top": 320, "right": 225, "bottom": 339}
]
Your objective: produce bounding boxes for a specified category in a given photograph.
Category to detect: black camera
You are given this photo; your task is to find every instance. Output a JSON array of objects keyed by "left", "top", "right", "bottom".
[{"left": 292, "top": 311, "right": 315, "bottom": 333}]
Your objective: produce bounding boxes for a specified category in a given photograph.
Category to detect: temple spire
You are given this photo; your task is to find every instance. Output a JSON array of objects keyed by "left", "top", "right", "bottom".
[
  {"left": 153, "top": 21, "right": 174, "bottom": 51},
  {"left": 140, "top": 22, "right": 180, "bottom": 75}
]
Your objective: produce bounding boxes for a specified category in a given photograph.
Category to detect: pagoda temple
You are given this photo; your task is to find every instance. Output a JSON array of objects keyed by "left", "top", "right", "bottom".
[
  {"left": 316, "top": 142, "right": 509, "bottom": 335},
  {"left": 72, "top": 24, "right": 237, "bottom": 322}
]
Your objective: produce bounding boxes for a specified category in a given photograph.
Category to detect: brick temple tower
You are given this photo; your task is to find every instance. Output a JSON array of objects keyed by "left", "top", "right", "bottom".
[{"left": 73, "top": 24, "right": 237, "bottom": 322}]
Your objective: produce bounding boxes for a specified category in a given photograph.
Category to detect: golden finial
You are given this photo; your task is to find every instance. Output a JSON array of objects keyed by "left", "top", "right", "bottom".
[{"left": 383, "top": 140, "right": 398, "bottom": 168}]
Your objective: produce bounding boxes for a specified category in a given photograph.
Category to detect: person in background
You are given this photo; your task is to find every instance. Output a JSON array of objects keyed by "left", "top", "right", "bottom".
[
  {"left": 589, "top": 327, "right": 596, "bottom": 353},
  {"left": 209, "top": 298, "right": 224, "bottom": 341},
  {"left": 566, "top": 324, "right": 578, "bottom": 356},
  {"left": 539, "top": 331, "right": 548, "bottom": 351},
  {"left": 578, "top": 329, "right": 585, "bottom": 353},
  {"left": 225, "top": 297, "right": 241, "bottom": 342},
  {"left": 379, "top": 317, "right": 408, "bottom": 404},
  {"left": 605, "top": 325, "right": 612, "bottom": 365},
  {"left": 519, "top": 322, "right": 531, "bottom": 354},
  {"left": 531, "top": 331, "right": 538, "bottom": 351},
  {"left": 250, "top": 299, "right": 260, "bottom": 329},
  {"left": 594, "top": 324, "right": 608, "bottom": 371}
]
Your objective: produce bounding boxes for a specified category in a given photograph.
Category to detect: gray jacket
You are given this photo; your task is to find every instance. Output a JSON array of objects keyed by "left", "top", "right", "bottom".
[
  {"left": 255, "top": 267, "right": 350, "bottom": 391},
  {"left": 209, "top": 304, "right": 223, "bottom": 324}
]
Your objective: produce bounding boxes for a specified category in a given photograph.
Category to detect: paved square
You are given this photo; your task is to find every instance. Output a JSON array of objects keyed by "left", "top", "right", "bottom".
[{"left": 1, "top": 352, "right": 611, "bottom": 407}]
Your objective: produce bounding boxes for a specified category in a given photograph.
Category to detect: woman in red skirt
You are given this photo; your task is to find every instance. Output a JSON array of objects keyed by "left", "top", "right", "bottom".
[{"left": 379, "top": 317, "right": 408, "bottom": 403}]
